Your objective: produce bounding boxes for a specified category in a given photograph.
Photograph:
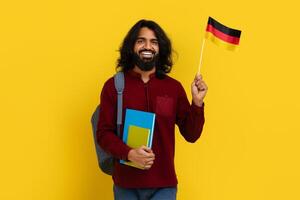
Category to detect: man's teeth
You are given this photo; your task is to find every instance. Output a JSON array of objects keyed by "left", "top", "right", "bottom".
[{"left": 141, "top": 52, "right": 153, "bottom": 58}]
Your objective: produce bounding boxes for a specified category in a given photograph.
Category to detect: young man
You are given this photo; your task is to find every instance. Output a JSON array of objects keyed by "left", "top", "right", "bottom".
[{"left": 97, "top": 19, "right": 208, "bottom": 200}]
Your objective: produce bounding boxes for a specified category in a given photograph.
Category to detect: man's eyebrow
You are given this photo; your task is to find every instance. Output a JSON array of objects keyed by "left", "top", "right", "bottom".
[{"left": 136, "top": 37, "right": 158, "bottom": 40}]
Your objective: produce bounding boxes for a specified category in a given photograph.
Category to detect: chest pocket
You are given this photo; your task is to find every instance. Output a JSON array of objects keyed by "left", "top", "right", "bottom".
[{"left": 155, "top": 96, "right": 174, "bottom": 118}]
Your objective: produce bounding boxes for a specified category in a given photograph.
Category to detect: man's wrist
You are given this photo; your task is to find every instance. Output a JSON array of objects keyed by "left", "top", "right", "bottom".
[
  {"left": 127, "top": 149, "right": 134, "bottom": 161},
  {"left": 192, "top": 99, "right": 204, "bottom": 107}
]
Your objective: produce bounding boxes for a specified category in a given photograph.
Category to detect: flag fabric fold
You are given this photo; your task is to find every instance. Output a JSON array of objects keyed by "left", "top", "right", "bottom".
[{"left": 205, "top": 17, "right": 242, "bottom": 50}]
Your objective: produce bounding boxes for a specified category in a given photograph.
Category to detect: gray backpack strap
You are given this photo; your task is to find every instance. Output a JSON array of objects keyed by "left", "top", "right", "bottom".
[{"left": 114, "top": 71, "right": 124, "bottom": 137}]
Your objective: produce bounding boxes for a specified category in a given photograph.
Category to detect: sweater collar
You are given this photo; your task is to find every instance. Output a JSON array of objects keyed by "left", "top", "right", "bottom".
[{"left": 127, "top": 69, "right": 156, "bottom": 80}]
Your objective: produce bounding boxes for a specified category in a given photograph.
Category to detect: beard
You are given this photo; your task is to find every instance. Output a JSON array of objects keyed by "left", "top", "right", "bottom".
[{"left": 133, "top": 50, "right": 158, "bottom": 71}]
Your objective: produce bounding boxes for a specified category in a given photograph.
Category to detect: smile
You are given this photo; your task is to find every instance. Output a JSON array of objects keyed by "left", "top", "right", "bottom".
[{"left": 140, "top": 51, "right": 154, "bottom": 58}]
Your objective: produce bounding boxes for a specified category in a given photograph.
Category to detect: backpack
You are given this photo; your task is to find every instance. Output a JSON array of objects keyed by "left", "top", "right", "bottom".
[{"left": 91, "top": 72, "right": 124, "bottom": 175}]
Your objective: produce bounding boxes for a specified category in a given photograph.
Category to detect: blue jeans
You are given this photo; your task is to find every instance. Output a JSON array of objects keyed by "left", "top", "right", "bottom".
[{"left": 113, "top": 184, "right": 177, "bottom": 200}]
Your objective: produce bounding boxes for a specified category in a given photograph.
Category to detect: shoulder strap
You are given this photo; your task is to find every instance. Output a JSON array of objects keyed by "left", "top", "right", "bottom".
[{"left": 114, "top": 71, "right": 124, "bottom": 137}]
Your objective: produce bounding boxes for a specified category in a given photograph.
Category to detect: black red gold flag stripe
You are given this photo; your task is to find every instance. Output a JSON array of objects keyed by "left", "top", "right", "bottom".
[{"left": 205, "top": 17, "right": 242, "bottom": 50}]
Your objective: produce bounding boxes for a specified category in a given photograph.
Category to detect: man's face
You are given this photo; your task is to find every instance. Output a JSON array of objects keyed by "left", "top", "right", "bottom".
[{"left": 133, "top": 27, "right": 159, "bottom": 71}]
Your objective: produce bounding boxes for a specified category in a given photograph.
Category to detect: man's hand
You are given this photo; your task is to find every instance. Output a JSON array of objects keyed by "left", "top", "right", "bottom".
[
  {"left": 127, "top": 146, "right": 155, "bottom": 170},
  {"left": 191, "top": 74, "right": 208, "bottom": 107}
]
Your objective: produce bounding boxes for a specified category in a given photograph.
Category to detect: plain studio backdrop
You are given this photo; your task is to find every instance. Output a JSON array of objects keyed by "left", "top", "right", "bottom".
[{"left": 1, "top": 0, "right": 300, "bottom": 199}]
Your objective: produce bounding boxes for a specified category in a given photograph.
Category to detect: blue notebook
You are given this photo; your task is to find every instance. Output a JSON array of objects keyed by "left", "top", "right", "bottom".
[{"left": 120, "top": 109, "right": 156, "bottom": 168}]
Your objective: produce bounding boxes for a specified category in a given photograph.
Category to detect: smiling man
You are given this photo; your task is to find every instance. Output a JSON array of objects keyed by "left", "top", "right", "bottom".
[
  {"left": 132, "top": 27, "right": 159, "bottom": 76},
  {"left": 97, "top": 19, "right": 208, "bottom": 200}
]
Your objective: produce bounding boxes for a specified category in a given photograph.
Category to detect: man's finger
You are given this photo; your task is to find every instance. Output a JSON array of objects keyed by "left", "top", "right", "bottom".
[
  {"left": 141, "top": 146, "right": 153, "bottom": 153},
  {"left": 148, "top": 153, "right": 155, "bottom": 158},
  {"left": 200, "top": 81, "right": 208, "bottom": 90},
  {"left": 147, "top": 161, "right": 154, "bottom": 165},
  {"left": 143, "top": 162, "right": 154, "bottom": 170},
  {"left": 139, "top": 148, "right": 155, "bottom": 158},
  {"left": 194, "top": 74, "right": 202, "bottom": 81},
  {"left": 144, "top": 165, "right": 151, "bottom": 170},
  {"left": 146, "top": 157, "right": 155, "bottom": 162}
]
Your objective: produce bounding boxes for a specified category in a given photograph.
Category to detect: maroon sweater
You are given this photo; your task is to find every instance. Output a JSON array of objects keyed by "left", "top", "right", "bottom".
[{"left": 97, "top": 70, "right": 205, "bottom": 188}]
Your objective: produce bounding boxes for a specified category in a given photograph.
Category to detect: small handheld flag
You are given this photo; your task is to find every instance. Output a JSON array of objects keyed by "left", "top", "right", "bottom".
[
  {"left": 197, "top": 17, "right": 242, "bottom": 74},
  {"left": 205, "top": 17, "right": 242, "bottom": 50}
]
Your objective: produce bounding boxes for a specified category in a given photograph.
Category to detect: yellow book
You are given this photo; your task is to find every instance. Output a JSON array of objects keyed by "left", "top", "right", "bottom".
[{"left": 122, "top": 125, "right": 150, "bottom": 169}]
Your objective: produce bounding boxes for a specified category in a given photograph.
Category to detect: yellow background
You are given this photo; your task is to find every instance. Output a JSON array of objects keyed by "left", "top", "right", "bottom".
[{"left": 1, "top": 0, "right": 300, "bottom": 199}]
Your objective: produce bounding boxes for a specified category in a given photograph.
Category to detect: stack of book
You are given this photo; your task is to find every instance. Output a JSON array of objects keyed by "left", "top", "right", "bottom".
[{"left": 120, "top": 109, "right": 156, "bottom": 169}]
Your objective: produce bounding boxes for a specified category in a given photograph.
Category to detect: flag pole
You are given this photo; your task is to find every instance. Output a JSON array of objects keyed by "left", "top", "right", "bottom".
[{"left": 197, "top": 37, "right": 206, "bottom": 75}]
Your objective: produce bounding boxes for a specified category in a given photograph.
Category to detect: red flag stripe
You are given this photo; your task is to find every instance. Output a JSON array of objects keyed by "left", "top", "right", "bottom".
[{"left": 206, "top": 24, "right": 240, "bottom": 45}]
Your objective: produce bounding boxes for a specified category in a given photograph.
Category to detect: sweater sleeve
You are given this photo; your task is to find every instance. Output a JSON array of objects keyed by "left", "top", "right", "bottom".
[
  {"left": 175, "top": 83, "right": 205, "bottom": 143},
  {"left": 96, "top": 78, "right": 131, "bottom": 160}
]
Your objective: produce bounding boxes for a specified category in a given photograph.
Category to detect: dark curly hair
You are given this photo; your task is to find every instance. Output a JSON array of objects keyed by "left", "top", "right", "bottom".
[{"left": 116, "top": 19, "right": 173, "bottom": 78}]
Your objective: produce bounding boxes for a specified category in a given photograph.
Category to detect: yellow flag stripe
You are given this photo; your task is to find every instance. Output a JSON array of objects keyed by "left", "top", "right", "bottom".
[{"left": 205, "top": 32, "right": 238, "bottom": 51}]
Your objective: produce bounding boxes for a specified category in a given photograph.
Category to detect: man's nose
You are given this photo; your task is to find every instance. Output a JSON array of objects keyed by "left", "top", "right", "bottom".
[{"left": 144, "top": 41, "right": 152, "bottom": 49}]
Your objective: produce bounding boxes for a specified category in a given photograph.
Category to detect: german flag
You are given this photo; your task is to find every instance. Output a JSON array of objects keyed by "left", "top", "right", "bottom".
[{"left": 205, "top": 17, "right": 241, "bottom": 50}]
